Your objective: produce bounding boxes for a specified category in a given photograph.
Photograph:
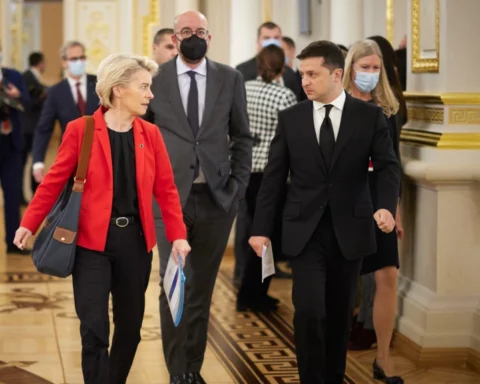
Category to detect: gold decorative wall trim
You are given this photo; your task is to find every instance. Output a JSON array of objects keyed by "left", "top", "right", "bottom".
[
  {"left": 400, "top": 129, "right": 480, "bottom": 149},
  {"left": 263, "top": 0, "right": 271, "bottom": 22},
  {"left": 407, "top": 106, "right": 444, "bottom": 124},
  {"left": 405, "top": 92, "right": 480, "bottom": 105},
  {"left": 411, "top": 0, "right": 440, "bottom": 73},
  {"left": 386, "top": 0, "right": 394, "bottom": 44},
  {"left": 449, "top": 108, "right": 480, "bottom": 125},
  {"left": 142, "top": 0, "right": 160, "bottom": 56}
]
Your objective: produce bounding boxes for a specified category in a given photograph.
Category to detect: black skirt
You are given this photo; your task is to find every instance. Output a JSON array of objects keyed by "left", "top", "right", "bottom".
[{"left": 360, "top": 172, "right": 399, "bottom": 275}]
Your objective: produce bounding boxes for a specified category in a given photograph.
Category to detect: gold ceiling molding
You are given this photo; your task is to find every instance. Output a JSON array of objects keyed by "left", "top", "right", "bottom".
[
  {"left": 386, "top": 0, "right": 394, "bottom": 44},
  {"left": 449, "top": 108, "right": 480, "bottom": 125},
  {"left": 142, "top": 0, "right": 160, "bottom": 56},
  {"left": 407, "top": 106, "right": 444, "bottom": 124},
  {"left": 404, "top": 92, "right": 480, "bottom": 105},
  {"left": 411, "top": 0, "right": 440, "bottom": 73},
  {"left": 400, "top": 129, "right": 480, "bottom": 149}
]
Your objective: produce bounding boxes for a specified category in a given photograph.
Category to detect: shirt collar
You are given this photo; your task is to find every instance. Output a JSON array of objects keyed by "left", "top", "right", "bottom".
[
  {"left": 30, "top": 67, "right": 42, "bottom": 81},
  {"left": 313, "top": 90, "right": 346, "bottom": 112},
  {"left": 176, "top": 55, "right": 207, "bottom": 76},
  {"left": 67, "top": 74, "right": 87, "bottom": 87}
]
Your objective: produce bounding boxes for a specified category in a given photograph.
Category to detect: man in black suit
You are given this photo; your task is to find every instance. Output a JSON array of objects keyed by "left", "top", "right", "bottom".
[
  {"left": 22, "top": 51, "right": 47, "bottom": 198},
  {"left": 32, "top": 41, "right": 99, "bottom": 184},
  {"left": 235, "top": 22, "right": 301, "bottom": 99},
  {"left": 249, "top": 41, "right": 401, "bottom": 384}
]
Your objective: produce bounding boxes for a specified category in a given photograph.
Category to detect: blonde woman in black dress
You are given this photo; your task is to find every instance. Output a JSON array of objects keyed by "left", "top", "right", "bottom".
[{"left": 343, "top": 39, "right": 404, "bottom": 384}]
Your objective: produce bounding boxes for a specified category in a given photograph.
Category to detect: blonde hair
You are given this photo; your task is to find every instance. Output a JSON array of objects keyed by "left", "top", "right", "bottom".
[
  {"left": 343, "top": 39, "right": 399, "bottom": 117},
  {"left": 96, "top": 53, "right": 158, "bottom": 108}
]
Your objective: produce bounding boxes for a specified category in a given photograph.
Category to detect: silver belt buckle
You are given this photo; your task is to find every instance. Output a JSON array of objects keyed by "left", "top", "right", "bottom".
[{"left": 115, "top": 217, "right": 129, "bottom": 228}]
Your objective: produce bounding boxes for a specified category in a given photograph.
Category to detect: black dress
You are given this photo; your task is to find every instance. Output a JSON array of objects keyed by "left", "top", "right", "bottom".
[{"left": 360, "top": 114, "right": 401, "bottom": 275}]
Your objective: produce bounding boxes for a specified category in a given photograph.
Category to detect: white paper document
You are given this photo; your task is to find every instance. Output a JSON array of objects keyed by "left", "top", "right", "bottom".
[
  {"left": 262, "top": 244, "right": 275, "bottom": 282},
  {"left": 163, "top": 253, "right": 186, "bottom": 327}
]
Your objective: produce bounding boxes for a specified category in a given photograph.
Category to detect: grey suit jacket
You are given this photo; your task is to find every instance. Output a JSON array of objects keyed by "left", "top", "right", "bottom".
[{"left": 146, "top": 58, "right": 252, "bottom": 215}]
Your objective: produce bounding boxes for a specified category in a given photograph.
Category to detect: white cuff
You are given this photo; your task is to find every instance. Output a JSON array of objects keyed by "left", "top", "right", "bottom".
[{"left": 32, "top": 162, "right": 45, "bottom": 171}]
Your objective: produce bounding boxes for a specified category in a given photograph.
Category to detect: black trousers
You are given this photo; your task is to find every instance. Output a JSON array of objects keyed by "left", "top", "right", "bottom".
[
  {"left": 21, "top": 133, "right": 39, "bottom": 197},
  {"left": 156, "top": 184, "right": 238, "bottom": 376},
  {"left": 72, "top": 222, "right": 152, "bottom": 384},
  {"left": 237, "top": 173, "right": 283, "bottom": 306},
  {"left": 290, "top": 209, "right": 361, "bottom": 384}
]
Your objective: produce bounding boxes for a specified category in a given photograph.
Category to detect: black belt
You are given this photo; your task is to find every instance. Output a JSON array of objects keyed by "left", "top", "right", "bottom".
[{"left": 110, "top": 216, "right": 139, "bottom": 227}]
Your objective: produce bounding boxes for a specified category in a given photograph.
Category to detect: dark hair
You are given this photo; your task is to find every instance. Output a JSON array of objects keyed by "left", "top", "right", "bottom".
[
  {"left": 29, "top": 52, "right": 44, "bottom": 67},
  {"left": 367, "top": 35, "right": 407, "bottom": 121},
  {"left": 297, "top": 40, "right": 345, "bottom": 72},
  {"left": 153, "top": 28, "right": 174, "bottom": 45},
  {"left": 256, "top": 45, "right": 285, "bottom": 83},
  {"left": 337, "top": 44, "right": 348, "bottom": 52},
  {"left": 282, "top": 36, "right": 295, "bottom": 49},
  {"left": 257, "top": 21, "right": 281, "bottom": 38}
]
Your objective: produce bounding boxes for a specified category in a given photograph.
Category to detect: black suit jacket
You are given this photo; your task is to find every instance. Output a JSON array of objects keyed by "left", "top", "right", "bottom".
[
  {"left": 236, "top": 57, "right": 302, "bottom": 100},
  {"left": 32, "top": 74, "right": 99, "bottom": 163},
  {"left": 22, "top": 69, "right": 46, "bottom": 135},
  {"left": 252, "top": 93, "right": 401, "bottom": 260}
]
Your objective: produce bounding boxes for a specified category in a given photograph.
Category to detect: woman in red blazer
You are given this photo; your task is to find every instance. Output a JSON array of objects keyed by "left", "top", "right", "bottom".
[{"left": 13, "top": 53, "right": 190, "bottom": 384}]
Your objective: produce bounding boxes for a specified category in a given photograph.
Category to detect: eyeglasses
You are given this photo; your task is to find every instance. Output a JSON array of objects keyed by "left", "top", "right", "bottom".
[{"left": 176, "top": 28, "right": 208, "bottom": 40}]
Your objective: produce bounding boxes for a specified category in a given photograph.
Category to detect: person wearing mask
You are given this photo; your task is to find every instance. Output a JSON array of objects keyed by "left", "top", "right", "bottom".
[
  {"left": 249, "top": 41, "right": 400, "bottom": 384},
  {"left": 145, "top": 10, "right": 252, "bottom": 384},
  {"left": 152, "top": 28, "right": 178, "bottom": 65},
  {"left": 32, "top": 41, "right": 99, "bottom": 184},
  {"left": 22, "top": 51, "right": 47, "bottom": 200},
  {"left": 343, "top": 39, "right": 403, "bottom": 384},
  {"left": 0, "top": 43, "right": 31, "bottom": 255},
  {"left": 236, "top": 44, "right": 297, "bottom": 312},
  {"left": 236, "top": 22, "right": 301, "bottom": 100},
  {"left": 14, "top": 52, "right": 190, "bottom": 384}
]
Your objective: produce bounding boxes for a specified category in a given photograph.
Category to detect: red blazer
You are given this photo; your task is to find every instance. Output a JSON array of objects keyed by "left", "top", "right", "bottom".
[{"left": 21, "top": 107, "right": 187, "bottom": 252}]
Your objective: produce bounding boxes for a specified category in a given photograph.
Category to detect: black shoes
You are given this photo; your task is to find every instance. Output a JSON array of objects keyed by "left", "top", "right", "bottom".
[
  {"left": 373, "top": 359, "right": 404, "bottom": 384},
  {"left": 170, "top": 372, "right": 206, "bottom": 384}
]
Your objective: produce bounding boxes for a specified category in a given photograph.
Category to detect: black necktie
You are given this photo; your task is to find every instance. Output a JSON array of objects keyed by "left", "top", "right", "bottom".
[
  {"left": 187, "top": 71, "right": 199, "bottom": 137},
  {"left": 319, "top": 104, "right": 335, "bottom": 169},
  {"left": 187, "top": 71, "right": 200, "bottom": 179}
]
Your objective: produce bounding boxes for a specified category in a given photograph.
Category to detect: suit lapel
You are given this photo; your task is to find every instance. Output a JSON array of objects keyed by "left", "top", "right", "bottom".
[
  {"left": 163, "top": 60, "right": 194, "bottom": 139},
  {"left": 300, "top": 101, "right": 328, "bottom": 175},
  {"left": 86, "top": 75, "right": 98, "bottom": 114},
  {"left": 93, "top": 108, "right": 113, "bottom": 182},
  {"left": 198, "top": 59, "right": 223, "bottom": 136},
  {"left": 330, "top": 93, "right": 356, "bottom": 172},
  {"left": 133, "top": 118, "right": 145, "bottom": 199}
]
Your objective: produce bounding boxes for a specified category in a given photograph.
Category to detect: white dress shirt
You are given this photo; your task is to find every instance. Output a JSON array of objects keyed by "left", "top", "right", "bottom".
[
  {"left": 67, "top": 74, "right": 87, "bottom": 103},
  {"left": 176, "top": 56, "right": 207, "bottom": 183},
  {"left": 312, "top": 90, "right": 346, "bottom": 144}
]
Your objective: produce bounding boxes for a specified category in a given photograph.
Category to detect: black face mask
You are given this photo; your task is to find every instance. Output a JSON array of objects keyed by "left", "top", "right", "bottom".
[{"left": 180, "top": 35, "right": 207, "bottom": 62}]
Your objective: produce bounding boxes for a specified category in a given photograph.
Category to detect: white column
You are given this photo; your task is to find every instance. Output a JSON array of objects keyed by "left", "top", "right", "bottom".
[
  {"left": 362, "top": 0, "right": 386, "bottom": 41},
  {"left": 63, "top": 0, "right": 135, "bottom": 73},
  {"left": 398, "top": 0, "right": 480, "bottom": 360},
  {"left": 330, "top": 0, "right": 364, "bottom": 47},
  {"left": 228, "top": 0, "right": 261, "bottom": 68}
]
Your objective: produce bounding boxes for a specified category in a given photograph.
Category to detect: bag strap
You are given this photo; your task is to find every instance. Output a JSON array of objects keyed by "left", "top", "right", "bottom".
[{"left": 73, "top": 116, "right": 95, "bottom": 193}]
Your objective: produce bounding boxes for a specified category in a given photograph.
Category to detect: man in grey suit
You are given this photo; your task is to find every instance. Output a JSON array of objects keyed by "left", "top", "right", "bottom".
[{"left": 145, "top": 10, "right": 252, "bottom": 384}]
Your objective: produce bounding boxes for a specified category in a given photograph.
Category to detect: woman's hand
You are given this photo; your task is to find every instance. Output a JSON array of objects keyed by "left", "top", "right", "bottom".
[
  {"left": 171, "top": 239, "right": 191, "bottom": 266},
  {"left": 13, "top": 227, "right": 32, "bottom": 250}
]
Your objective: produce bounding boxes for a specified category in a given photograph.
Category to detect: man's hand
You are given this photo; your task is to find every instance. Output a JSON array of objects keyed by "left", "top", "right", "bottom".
[
  {"left": 373, "top": 209, "right": 395, "bottom": 233},
  {"left": 33, "top": 168, "right": 44, "bottom": 183},
  {"left": 248, "top": 236, "right": 270, "bottom": 257},
  {"left": 5, "top": 83, "right": 20, "bottom": 99}
]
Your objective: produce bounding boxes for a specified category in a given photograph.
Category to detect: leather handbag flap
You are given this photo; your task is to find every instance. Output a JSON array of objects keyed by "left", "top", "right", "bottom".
[{"left": 52, "top": 227, "right": 76, "bottom": 245}]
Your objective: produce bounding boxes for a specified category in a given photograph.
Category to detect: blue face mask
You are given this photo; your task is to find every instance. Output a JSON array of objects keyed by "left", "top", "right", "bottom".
[
  {"left": 354, "top": 70, "right": 380, "bottom": 93},
  {"left": 68, "top": 59, "right": 86, "bottom": 77},
  {"left": 261, "top": 38, "right": 281, "bottom": 48}
]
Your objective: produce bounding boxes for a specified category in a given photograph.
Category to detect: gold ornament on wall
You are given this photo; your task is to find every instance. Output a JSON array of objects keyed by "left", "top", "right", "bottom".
[
  {"left": 411, "top": 0, "right": 440, "bottom": 73},
  {"left": 407, "top": 106, "right": 444, "bottom": 124},
  {"left": 142, "top": 0, "right": 160, "bottom": 57},
  {"left": 85, "top": 11, "right": 111, "bottom": 69},
  {"left": 449, "top": 108, "right": 480, "bottom": 125},
  {"left": 386, "top": 0, "right": 394, "bottom": 44}
]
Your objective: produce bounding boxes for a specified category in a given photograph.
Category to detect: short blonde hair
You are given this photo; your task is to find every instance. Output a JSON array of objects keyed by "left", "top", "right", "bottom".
[
  {"left": 343, "top": 39, "right": 399, "bottom": 117},
  {"left": 96, "top": 53, "right": 158, "bottom": 108}
]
